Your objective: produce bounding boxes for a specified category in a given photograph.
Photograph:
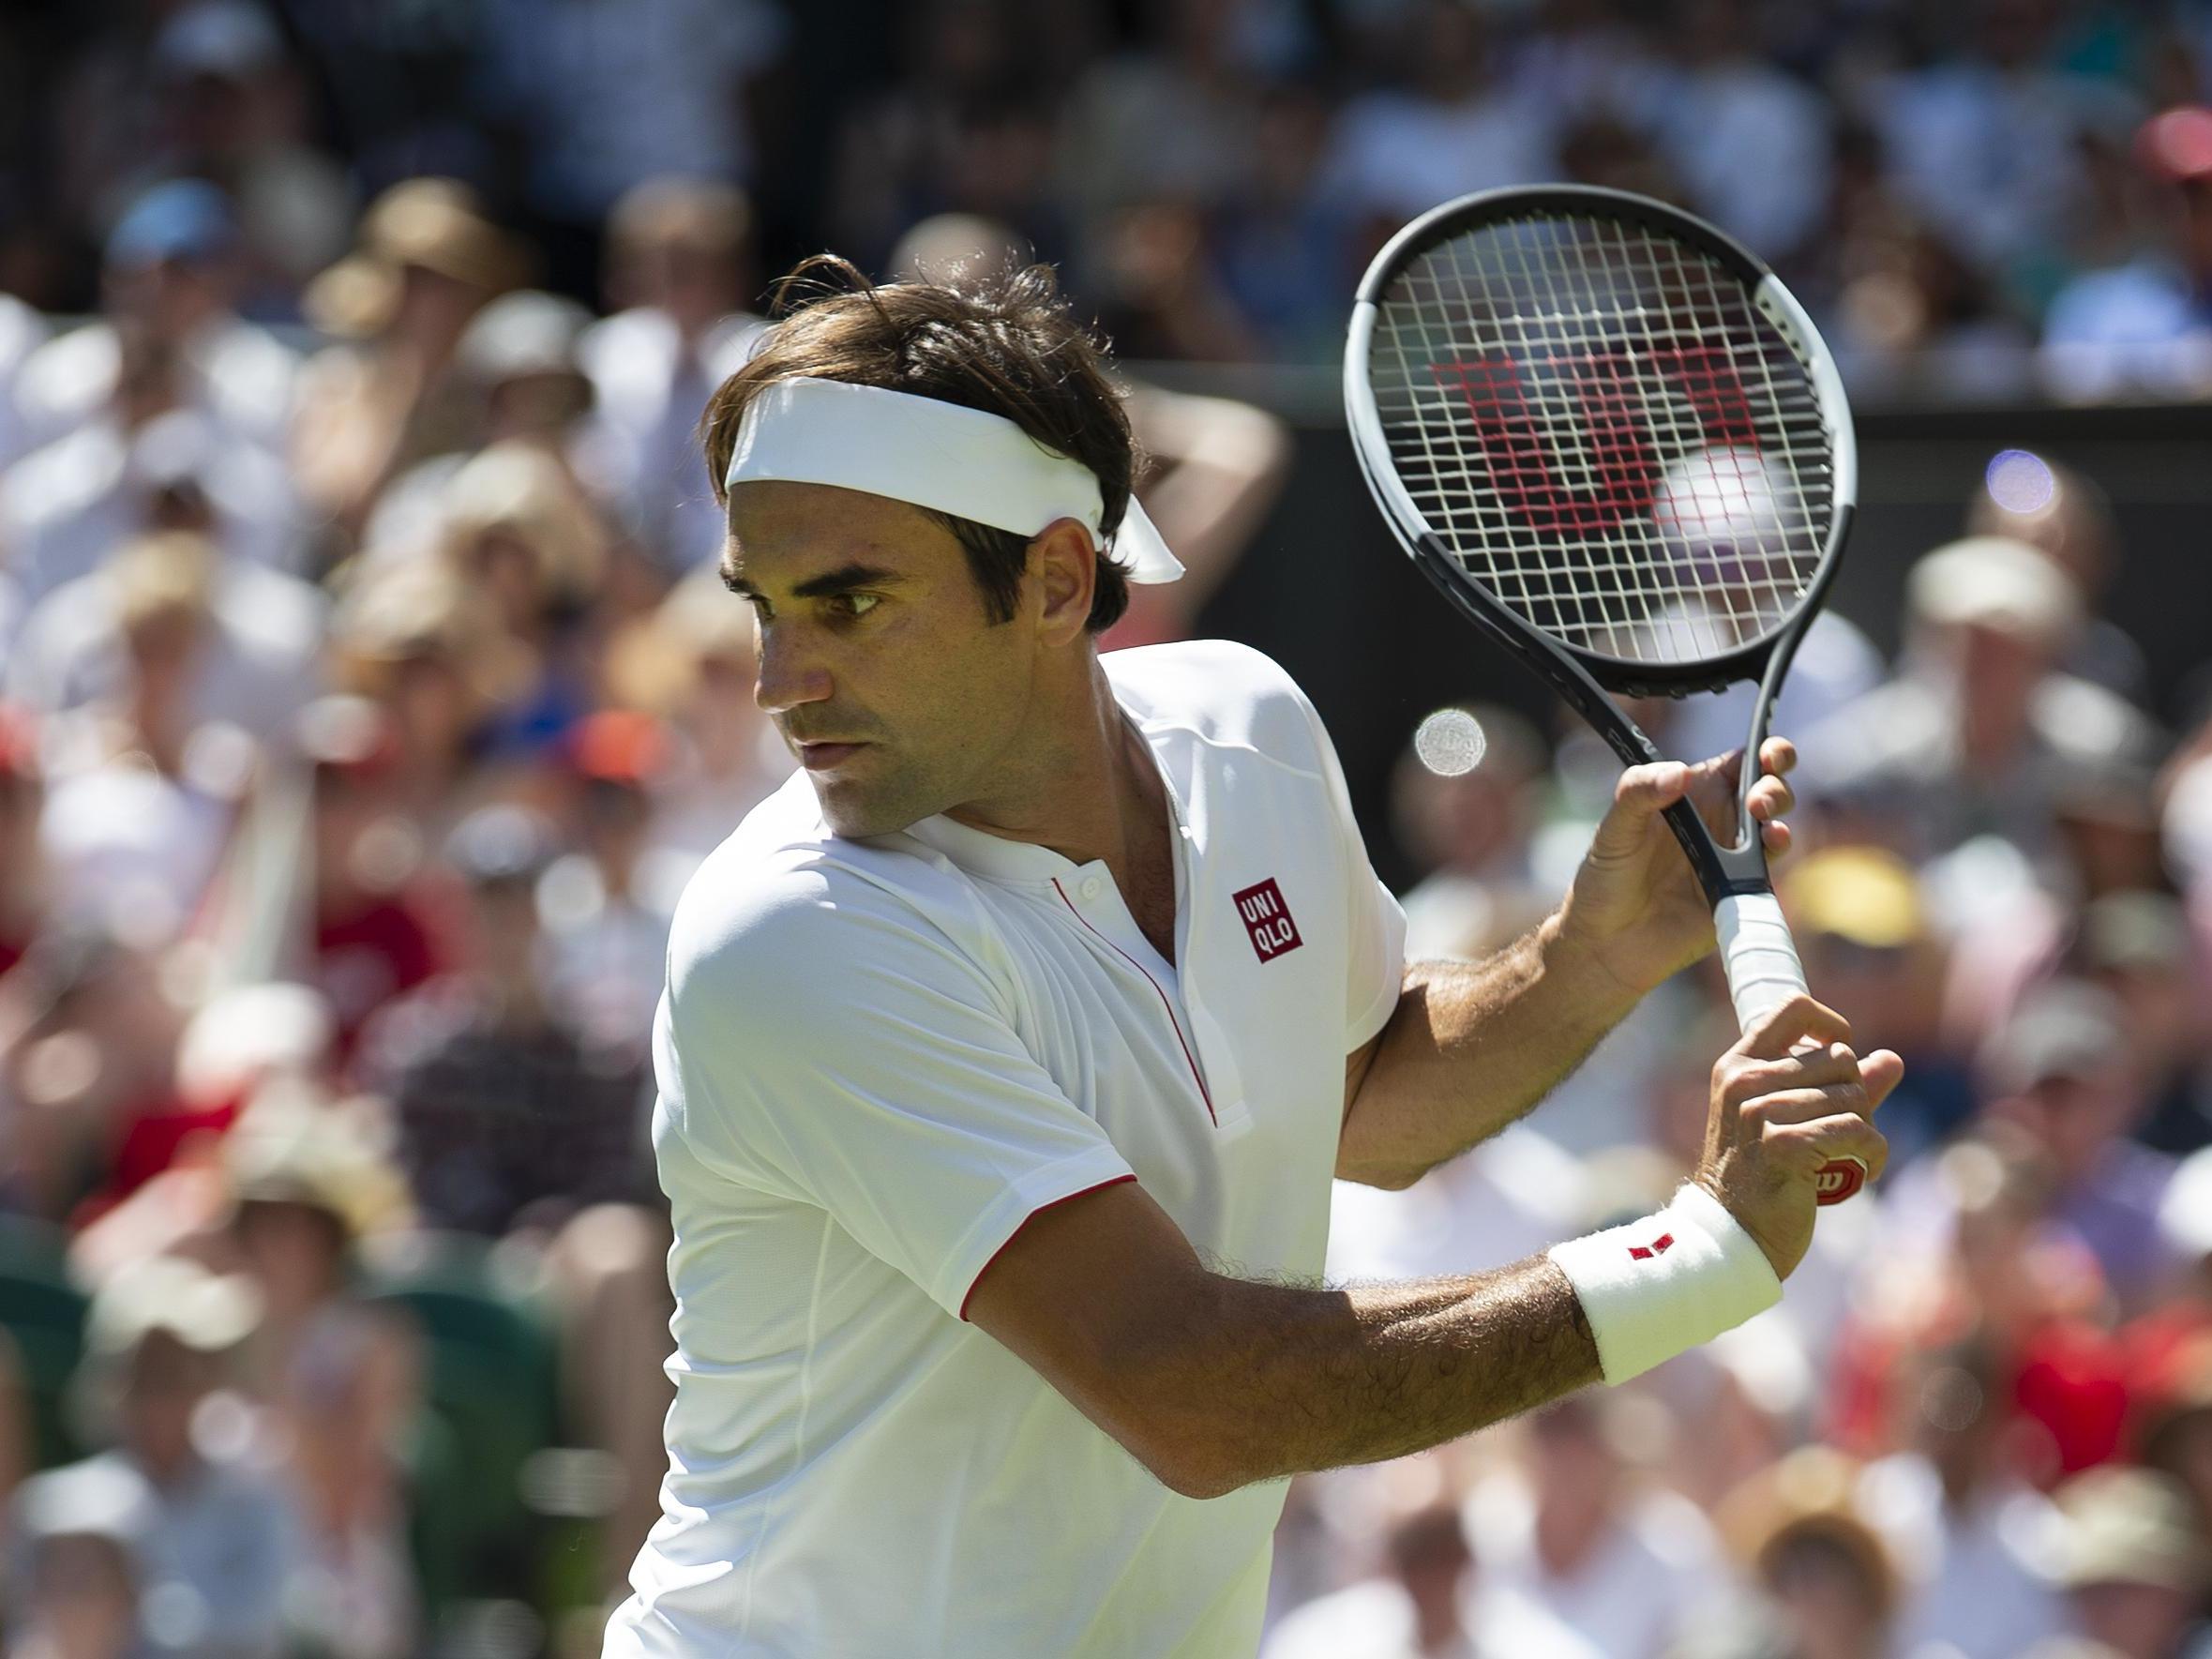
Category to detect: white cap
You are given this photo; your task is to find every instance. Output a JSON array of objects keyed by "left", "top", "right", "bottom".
[
  {"left": 85, "top": 1255, "right": 262, "bottom": 1357},
  {"left": 1907, "top": 535, "right": 2080, "bottom": 642}
]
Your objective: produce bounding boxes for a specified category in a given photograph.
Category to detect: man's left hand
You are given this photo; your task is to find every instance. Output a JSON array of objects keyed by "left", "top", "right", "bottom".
[{"left": 1552, "top": 736, "right": 1797, "bottom": 1001}]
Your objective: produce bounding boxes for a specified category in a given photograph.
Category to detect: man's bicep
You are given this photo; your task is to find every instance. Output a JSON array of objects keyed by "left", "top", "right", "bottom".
[
  {"left": 963, "top": 1175, "right": 1222, "bottom": 1487},
  {"left": 1343, "top": 1022, "right": 1388, "bottom": 1124}
]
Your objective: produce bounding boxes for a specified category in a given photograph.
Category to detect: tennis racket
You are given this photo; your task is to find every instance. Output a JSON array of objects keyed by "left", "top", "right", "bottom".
[{"left": 1345, "top": 185, "right": 1865, "bottom": 1204}]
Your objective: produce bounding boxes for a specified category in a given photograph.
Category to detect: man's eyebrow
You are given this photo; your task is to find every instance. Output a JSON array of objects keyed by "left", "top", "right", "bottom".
[{"left": 721, "top": 562, "right": 907, "bottom": 600}]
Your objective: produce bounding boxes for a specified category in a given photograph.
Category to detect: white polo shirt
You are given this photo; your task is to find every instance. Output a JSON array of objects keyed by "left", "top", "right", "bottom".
[{"left": 606, "top": 640, "right": 1407, "bottom": 1658}]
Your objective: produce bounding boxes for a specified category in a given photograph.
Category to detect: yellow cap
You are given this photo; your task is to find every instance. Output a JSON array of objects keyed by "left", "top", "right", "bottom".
[{"left": 1781, "top": 846, "right": 1924, "bottom": 949}]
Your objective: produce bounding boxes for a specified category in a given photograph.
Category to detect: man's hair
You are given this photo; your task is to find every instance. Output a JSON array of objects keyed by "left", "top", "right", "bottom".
[{"left": 700, "top": 256, "right": 1136, "bottom": 633}]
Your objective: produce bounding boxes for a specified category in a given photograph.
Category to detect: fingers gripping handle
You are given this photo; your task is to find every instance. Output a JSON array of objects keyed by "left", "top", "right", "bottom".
[{"left": 1714, "top": 892, "right": 1866, "bottom": 1205}]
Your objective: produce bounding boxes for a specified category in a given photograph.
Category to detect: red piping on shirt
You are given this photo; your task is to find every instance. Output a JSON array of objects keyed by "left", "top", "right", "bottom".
[
  {"left": 959, "top": 1173, "right": 1136, "bottom": 1321},
  {"left": 1050, "top": 878, "right": 1216, "bottom": 1125}
]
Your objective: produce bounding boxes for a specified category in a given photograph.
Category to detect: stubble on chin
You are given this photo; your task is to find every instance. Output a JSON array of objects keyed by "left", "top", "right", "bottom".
[{"left": 811, "top": 765, "right": 940, "bottom": 841}]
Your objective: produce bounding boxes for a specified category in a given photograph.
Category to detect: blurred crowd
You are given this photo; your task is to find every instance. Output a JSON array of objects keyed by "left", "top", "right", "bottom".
[
  {"left": 8, "top": 1, "right": 2212, "bottom": 397},
  {"left": 0, "top": 2, "right": 2203, "bottom": 1658},
  {"left": 1281, "top": 454, "right": 2212, "bottom": 1658}
]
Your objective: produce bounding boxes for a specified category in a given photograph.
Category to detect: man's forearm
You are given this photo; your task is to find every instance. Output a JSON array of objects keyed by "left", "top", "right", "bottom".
[
  {"left": 1141, "top": 1256, "right": 1600, "bottom": 1498},
  {"left": 1338, "top": 915, "right": 1639, "bottom": 1188}
]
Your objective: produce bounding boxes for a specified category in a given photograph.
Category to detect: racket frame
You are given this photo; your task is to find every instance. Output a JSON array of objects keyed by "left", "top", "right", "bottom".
[{"left": 1343, "top": 184, "right": 1858, "bottom": 907}]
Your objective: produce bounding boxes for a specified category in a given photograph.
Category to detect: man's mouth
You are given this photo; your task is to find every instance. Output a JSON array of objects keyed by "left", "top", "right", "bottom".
[{"left": 797, "top": 741, "right": 868, "bottom": 771}]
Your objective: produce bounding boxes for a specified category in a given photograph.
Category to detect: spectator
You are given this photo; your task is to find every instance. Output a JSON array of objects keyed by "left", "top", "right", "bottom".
[
  {"left": 265, "top": 1306, "right": 419, "bottom": 1659},
  {"left": 2074, "top": 892, "right": 2212, "bottom": 1155},
  {"left": 1319, "top": 0, "right": 1555, "bottom": 244},
  {"left": 473, "top": 0, "right": 788, "bottom": 295},
  {"left": 1717, "top": 1448, "right": 1901, "bottom": 1659},
  {"left": 580, "top": 178, "right": 768, "bottom": 576},
  {"left": 826, "top": 0, "right": 1067, "bottom": 275},
  {"left": 291, "top": 178, "right": 520, "bottom": 549},
  {"left": 1804, "top": 535, "right": 2160, "bottom": 876},
  {"left": 424, "top": 439, "right": 610, "bottom": 763},
  {"left": 1058, "top": 0, "right": 1270, "bottom": 268},
  {"left": 2048, "top": 1467, "right": 2212, "bottom": 1658},
  {"left": 1461, "top": 1394, "right": 1726, "bottom": 1656},
  {"left": 358, "top": 291, "right": 611, "bottom": 561},
  {"left": 1, "top": 396, "right": 304, "bottom": 625},
  {"left": 1824, "top": 199, "right": 2039, "bottom": 402},
  {"left": 326, "top": 557, "right": 528, "bottom": 837},
  {"left": 8, "top": 1458, "right": 150, "bottom": 1659},
  {"left": 285, "top": 698, "right": 451, "bottom": 1063},
  {"left": 131, "top": 1, "right": 354, "bottom": 309},
  {"left": 1777, "top": 847, "right": 1971, "bottom": 1169},
  {"left": 221, "top": 1086, "right": 414, "bottom": 1397},
  {"left": 1652, "top": 0, "right": 1833, "bottom": 261},
  {"left": 1865, "top": 0, "right": 2113, "bottom": 290},
  {"left": 17, "top": 1255, "right": 293, "bottom": 1657},
  {"left": 1965, "top": 448, "right": 2152, "bottom": 702},
  {"left": 11, "top": 180, "right": 297, "bottom": 460},
  {"left": 539, "top": 711, "right": 681, "bottom": 1059},
  {"left": 1262, "top": 1491, "right": 1542, "bottom": 1659},
  {"left": 1211, "top": 82, "right": 1354, "bottom": 363},
  {"left": 1979, "top": 980, "right": 2179, "bottom": 1312},
  {"left": 8, "top": 529, "right": 323, "bottom": 755},
  {"left": 2043, "top": 106, "right": 2212, "bottom": 400},
  {"left": 0, "top": 928, "right": 190, "bottom": 1223},
  {"left": 358, "top": 805, "right": 645, "bottom": 1239},
  {"left": 1856, "top": 1332, "right": 2073, "bottom": 1658}
]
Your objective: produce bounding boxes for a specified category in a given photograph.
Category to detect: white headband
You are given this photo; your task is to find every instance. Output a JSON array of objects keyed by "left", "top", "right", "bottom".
[{"left": 723, "top": 377, "right": 1183, "bottom": 584}]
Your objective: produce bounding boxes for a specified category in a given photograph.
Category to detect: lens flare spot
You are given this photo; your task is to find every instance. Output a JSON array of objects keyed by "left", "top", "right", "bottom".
[
  {"left": 1984, "top": 448, "right": 2055, "bottom": 516},
  {"left": 1414, "top": 708, "right": 1487, "bottom": 777}
]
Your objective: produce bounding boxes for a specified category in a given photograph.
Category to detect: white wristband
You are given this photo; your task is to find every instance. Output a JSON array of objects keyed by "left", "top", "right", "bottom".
[{"left": 1546, "top": 1184, "right": 1783, "bottom": 1385}]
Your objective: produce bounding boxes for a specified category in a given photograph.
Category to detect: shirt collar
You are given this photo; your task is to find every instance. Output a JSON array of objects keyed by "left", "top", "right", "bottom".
[{"left": 899, "top": 809, "right": 1087, "bottom": 885}]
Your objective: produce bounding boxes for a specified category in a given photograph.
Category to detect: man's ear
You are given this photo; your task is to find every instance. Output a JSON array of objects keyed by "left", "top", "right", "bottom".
[{"left": 1029, "top": 517, "right": 1098, "bottom": 647}]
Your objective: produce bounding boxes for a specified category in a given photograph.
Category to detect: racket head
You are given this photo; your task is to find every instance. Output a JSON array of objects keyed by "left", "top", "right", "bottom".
[{"left": 1346, "top": 185, "right": 1856, "bottom": 700}]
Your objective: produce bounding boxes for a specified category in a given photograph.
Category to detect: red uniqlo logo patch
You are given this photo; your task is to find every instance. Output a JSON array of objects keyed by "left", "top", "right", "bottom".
[
  {"left": 1627, "top": 1233, "right": 1675, "bottom": 1261},
  {"left": 1233, "top": 879, "right": 1302, "bottom": 963}
]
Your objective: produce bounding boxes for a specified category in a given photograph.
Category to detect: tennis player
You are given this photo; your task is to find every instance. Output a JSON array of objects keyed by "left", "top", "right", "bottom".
[{"left": 603, "top": 261, "right": 1900, "bottom": 1657}]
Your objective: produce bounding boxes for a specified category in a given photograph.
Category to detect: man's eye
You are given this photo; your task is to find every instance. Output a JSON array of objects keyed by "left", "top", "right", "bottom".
[{"left": 830, "top": 593, "right": 882, "bottom": 621}]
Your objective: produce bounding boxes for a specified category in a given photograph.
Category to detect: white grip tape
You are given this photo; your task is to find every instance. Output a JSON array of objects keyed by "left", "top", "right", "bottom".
[
  {"left": 1715, "top": 890, "right": 1808, "bottom": 1034},
  {"left": 1547, "top": 1184, "right": 1783, "bottom": 1385}
]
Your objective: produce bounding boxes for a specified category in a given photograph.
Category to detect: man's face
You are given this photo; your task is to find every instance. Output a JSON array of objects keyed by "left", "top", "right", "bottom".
[{"left": 724, "top": 481, "right": 1040, "bottom": 838}]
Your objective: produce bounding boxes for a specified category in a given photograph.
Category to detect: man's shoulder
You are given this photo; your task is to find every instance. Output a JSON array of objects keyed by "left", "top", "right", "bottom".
[
  {"left": 1104, "top": 638, "right": 1327, "bottom": 773},
  {"left": 668, "top": 776, "right": 990, "bottom": 997}
]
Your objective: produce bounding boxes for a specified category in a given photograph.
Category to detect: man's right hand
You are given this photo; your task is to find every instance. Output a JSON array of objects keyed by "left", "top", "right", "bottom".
[{"left": 1696, "top": 995, "right": 1901, "bottom": 1281}]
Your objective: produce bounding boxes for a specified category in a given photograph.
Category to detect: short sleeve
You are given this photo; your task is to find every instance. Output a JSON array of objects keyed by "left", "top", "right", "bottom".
[
  {"left": 1292, "top": 690, "right": 1407, "bottom": 1051},
  {"left": 663, "top": 863, "right": 1136, "bottom": 1320}
]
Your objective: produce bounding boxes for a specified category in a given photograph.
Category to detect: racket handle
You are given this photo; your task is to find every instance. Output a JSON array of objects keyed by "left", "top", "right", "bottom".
[{"left": 1714, "top": 892, "right": 1867, "bottom": 1206}]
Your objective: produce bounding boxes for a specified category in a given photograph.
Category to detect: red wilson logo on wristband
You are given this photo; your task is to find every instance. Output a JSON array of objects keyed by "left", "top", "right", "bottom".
[
  {"left": 1233, "top": 879, "right": 1302, "bottom": 963},
  {"left": 1626, "top": 1233, "right": 1675, "bottom": 1262}
]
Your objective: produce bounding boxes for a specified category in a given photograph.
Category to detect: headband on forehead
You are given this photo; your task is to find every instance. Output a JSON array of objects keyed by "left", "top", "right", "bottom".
[{"left": 722, "top": 377, "right": 1184, "bottom": 584}]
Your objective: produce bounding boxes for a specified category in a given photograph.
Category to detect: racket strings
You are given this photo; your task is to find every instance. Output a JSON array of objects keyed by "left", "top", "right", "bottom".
[{"left": 1370, "top": 213, "right": 1833, "bottom": 671}]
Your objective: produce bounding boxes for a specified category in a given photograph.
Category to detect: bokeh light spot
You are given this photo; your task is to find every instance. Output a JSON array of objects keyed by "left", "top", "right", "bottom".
[
  {"left": 1984, "top": 448, "right": 2056, "bottom": 515},
  {"left": 1414, "top": 708, "right": 1486, "bottom": 777}
]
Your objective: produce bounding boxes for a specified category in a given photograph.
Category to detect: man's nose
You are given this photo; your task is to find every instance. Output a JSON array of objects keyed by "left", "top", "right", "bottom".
[{"left": 753, "top": 625, "right": 833, "bottom": 716}]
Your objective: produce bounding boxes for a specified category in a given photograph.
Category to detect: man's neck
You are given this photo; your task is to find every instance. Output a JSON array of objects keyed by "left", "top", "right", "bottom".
[{"left": 944, "top": 655, "right": 1166, "bottom": 891}]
